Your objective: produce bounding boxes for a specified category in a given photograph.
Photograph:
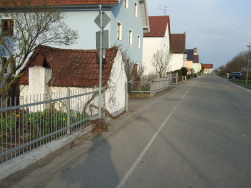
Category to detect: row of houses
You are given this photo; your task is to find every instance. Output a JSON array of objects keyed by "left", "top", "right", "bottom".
[{"left": 0, "top": 0, "right": 212, "bottom": 115}]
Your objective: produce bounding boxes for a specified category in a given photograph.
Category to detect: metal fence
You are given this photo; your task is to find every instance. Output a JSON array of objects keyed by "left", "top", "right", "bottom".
[{"left": 0, "top": 88, "right": 101, "bottom": 163}]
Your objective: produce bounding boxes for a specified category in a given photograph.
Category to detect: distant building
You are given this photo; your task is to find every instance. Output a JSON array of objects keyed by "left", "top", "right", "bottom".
[
  {"left": 169, "top": 33, "right": 186, "bottom": 71},
  {"left": 185, "top": 49, "right": 194, "bottom": 72},
  {"left": 203, "top": 64, "right": 214, "bottom": 74},
  {"left": 143, "top": 15, "right": 171, "bottom": 75},
  {"left": 192, "top": 48, "right": 201, "bottom": 73}
]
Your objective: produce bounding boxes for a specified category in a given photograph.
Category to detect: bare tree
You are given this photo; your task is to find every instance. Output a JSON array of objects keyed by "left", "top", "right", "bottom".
[
  {"left": 0, "top": 0, "right": 79, "bottom": 99},
  {"left": 119, "top": 46, "right": 144, "bottom": 81},
  {"left": 151, "top": 50, "right": 171, "bottom": 78}
]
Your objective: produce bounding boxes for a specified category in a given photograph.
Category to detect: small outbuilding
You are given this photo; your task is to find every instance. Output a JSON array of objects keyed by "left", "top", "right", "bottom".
[{"left": 20, "top": 45, "right": 127, "bottom": 118}]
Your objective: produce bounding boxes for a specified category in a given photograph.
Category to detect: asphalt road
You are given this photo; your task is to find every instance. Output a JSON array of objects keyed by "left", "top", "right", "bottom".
[{"left": 2, "top": 74, "right": 251, "bottom": 188}]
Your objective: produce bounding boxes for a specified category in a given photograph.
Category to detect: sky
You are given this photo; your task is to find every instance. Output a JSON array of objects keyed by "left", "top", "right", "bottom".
[{"left": 147, "top": 0, "right": 251, "bottom": 69}]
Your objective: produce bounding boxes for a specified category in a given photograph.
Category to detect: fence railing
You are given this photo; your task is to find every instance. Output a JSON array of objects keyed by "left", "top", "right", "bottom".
[
  {"left": 0, "top": 88, "right": 101, "bottom": 163},
  {"left": 150, "top": 77, "right": 171, "bottom": 93},
  {"left": 129, "top": 75, "right": 172, "bottom": 94}
]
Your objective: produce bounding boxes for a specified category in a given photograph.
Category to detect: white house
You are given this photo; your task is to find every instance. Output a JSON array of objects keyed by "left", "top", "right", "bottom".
[
  {"left": 169, "top": 33, "right": 186, "bottom": 71},
  {"left": 20, "top": 45, "right": 127, "bottom": 117},
  {"left": 143, "top": 15, "right": 171, "bottom": 75}
]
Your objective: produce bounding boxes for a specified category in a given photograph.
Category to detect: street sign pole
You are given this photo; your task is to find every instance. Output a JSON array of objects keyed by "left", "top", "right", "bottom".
[
  {"left": 98, "top": 5, "right": 103, "bottom": 119},
  {"left": 94, "top": 5, "right": 110, "bottom": 120}
]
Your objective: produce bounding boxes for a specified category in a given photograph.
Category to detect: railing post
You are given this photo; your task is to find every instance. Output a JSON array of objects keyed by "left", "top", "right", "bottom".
[{"left": 67, "top": 88, "right": 71, "bottom": 134}]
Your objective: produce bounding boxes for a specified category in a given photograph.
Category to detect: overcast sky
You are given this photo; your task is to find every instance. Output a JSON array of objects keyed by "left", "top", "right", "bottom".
[{"left": 147, "top": 0, "right": 251, "bottom": 69}]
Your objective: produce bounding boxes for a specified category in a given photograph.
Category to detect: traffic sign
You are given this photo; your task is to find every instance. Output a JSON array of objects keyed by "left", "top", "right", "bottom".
[{"left": 94, "top": 11, "right": 111, "bottom": 28}]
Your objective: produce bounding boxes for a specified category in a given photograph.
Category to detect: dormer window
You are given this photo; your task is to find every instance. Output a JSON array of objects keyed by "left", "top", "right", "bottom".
[{"left": 2, "top": 19, "right": 14, "bottom": 36}]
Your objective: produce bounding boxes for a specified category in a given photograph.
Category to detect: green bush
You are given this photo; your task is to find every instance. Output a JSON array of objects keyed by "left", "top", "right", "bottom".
[
  {"left": 180, "top": 67, "right": 188, "bottom": 76},
  {"left": 173, "top": 69, "right": 182, "bottom": 76}
]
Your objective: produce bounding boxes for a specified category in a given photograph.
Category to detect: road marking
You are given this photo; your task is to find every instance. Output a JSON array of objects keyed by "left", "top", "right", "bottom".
[{"left": 116, "top": 88, "right": 191, "bottom": 188}]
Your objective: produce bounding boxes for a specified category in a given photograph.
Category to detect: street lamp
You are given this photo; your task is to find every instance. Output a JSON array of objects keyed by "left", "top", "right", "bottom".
[{"left": 246, "top": 45, "right": 251, "bottom": 85}]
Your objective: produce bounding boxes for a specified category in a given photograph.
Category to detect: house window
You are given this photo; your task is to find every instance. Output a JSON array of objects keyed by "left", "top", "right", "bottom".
[
  {"left": 134, "top": 3, "right": 138, "bottom": 17},
  {"left": 137, "top": 35, "right": 141, "bottom": 49},
  {"left": 125, "top": 0, "right": 129, "bottom": 9},
  {"left": 129, "top": 30, "right": 133, "bottom": 45},
  {"left": 2, "top": 19, "right": 14, "bottom": 36},
  {"left": 1, "top": 58, "right": 7, "bottom": 73},
  {"left": 117, "top": 22, "right": 122, "bottom": 41}
]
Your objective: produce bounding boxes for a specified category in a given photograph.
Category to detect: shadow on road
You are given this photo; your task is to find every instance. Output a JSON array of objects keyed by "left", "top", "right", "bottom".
[{"left": 45, "top": 134, "right": 120, "bottom": 188}]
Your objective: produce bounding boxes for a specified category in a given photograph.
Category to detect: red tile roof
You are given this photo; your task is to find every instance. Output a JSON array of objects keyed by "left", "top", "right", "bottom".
[
  {"left": 21, "top": 45, "right": 118, "bottom": 87},
  {"left": 1, "top": 0, "right": 119, "bottom": 6},
  {"left": 144, "top": 16, "right": 170, "bottom": 37},
  {"left": 203, "top": 64, "right": 213, "bottom": 69},
  {"left": 170, "top": 33, "right": 186, "bottom": 53}
]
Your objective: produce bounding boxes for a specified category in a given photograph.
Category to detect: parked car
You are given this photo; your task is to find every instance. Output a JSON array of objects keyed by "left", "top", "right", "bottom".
[{"left": 228, "top": 72, "right": 244, "bottom": 79}]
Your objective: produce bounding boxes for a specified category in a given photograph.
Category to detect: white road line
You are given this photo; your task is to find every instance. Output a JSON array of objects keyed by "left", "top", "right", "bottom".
[{"left": 116, "top": 88, "right": 191, "bottom": 188}]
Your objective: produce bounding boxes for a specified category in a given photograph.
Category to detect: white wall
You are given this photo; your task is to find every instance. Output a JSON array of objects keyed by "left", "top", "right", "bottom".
[
  {"left": 143, "top": 37, "right": 163, "bottom": 75},
  {"left": 169, "top": 54, "right": 184, "bottom": 72},
  {"left": 143, "top": 22, "right": 170, "bottom": 75},
  {"left": 105, "top": 50, "right": 127, "bottom": 116},
  {"left": 193, "top": 63, "right": 199, "bottom": 73}
]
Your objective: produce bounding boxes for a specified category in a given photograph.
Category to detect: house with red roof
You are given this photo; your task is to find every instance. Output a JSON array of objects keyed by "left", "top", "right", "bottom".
[
  {"left": 169, "top": 33, "right": 186, "bottom": 71},
  {"left": 20, "top": 45, "right": 127, "bottom": 117},
  {"left": 0, "top": 0, "right": 149, "bottom": 69},
  {"left": 143, "top": 15, "right": 171, "bottom": 75},
  {"left": 202, "top": 63, "right": 214, "bottom": 74}
]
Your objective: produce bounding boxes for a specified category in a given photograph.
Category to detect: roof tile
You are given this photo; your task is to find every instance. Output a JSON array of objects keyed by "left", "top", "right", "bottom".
[
  {"left": 21, "top": 45, "right": 118, "bottom": 87},
  {"left": 170, "top": 33, "right": 186, "bottom": 53},
  {"left": 144, "top": 16, "right": 170, "bottom": 37}
]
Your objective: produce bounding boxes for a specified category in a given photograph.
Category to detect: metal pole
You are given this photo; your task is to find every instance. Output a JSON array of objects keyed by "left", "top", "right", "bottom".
[
  {"left": 67, "top": 88, "right": 71, "bottom": 134},
  {"left": 246, "top": 45, "right": 250, "bottom": 85},
  {"left": 98, "top": 5, "right": 103, "bottom": 119}
]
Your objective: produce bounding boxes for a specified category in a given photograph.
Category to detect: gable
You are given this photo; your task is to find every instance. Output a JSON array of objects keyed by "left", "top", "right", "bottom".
[
  {"left": 170, "top": 33, "right": 186, "bottom": 53},
  {"left": 21, "top": 45, "right": 118, "bottom": 87},
  {"left": 144, "top": 16, "right": 170, "bottom": 37}
]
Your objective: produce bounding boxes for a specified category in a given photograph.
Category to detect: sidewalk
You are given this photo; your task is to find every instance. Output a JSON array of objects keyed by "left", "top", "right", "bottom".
[{"left": 0, "top": 83, "right": 185, "bottom": 188}]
